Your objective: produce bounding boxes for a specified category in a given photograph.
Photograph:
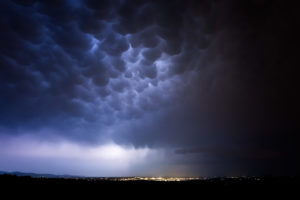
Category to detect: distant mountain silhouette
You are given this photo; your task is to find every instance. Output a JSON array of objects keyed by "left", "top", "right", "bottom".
[{"left": 0, "top": 171, "right": 79, "bottom": 178}]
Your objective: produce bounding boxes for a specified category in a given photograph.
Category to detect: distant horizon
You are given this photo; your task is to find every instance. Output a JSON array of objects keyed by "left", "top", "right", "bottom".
[{"left": 1, "top": 170, "right": 297, "bottom": 179}]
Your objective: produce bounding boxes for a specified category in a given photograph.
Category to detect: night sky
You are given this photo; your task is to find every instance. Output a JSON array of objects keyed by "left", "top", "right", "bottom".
[{"left": 0, "top": 0, "right": 299, "bottom": 177}]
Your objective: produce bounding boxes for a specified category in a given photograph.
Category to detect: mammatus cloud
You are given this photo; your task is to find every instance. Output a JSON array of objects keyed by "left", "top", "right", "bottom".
[
  {"left": 0, "top": 0, "right": 299, "bottom": 176},
  {"left": 0, "top": 0, "right": 212, "bottom": 141}
]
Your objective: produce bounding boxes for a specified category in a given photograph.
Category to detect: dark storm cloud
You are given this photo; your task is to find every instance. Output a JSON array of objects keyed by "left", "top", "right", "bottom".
[
  {"left": 100, "top": 33, "right": 129, "bottom": 56},
  {"left": 142, "top": 48, "right": 162, "bottom": 63},
  {"left": 0, "top": 0, "right": 299, "bottom": 175},
  {"left": 52, "top": 23, "right": 92, "bottom": 51},
  {"left": 128, "top": 28, "right": 160, "bottom": 49}
]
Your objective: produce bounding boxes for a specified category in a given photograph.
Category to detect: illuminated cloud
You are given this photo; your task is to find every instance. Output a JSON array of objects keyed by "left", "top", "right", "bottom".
[{"left": 0, "top": 135, "right": 164, "bottom": 176}]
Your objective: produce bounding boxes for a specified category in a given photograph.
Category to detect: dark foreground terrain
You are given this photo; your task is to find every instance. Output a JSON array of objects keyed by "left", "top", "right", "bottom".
[{"left": 0, "top": 175, "right": 299, "bottom": 197}]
